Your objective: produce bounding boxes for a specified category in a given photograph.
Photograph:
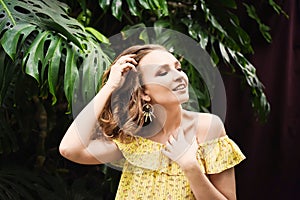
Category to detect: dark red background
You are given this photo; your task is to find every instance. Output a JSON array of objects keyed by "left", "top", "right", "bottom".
[{"left": 224, "top": 1, "right": 300, "bottom": 199}]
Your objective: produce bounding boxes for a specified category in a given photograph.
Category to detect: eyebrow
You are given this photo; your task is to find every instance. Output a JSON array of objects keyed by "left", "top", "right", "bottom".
[{"left": 155, "top": 61, "right": 181, "bottom": 71}]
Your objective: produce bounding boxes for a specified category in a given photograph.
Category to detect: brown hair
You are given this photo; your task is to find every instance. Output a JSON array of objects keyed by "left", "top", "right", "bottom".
[{"left": 98, "top": 44, "right": 167, "bottom": 142}]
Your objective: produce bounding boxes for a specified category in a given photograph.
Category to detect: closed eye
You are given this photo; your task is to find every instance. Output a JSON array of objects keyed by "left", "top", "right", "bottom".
[{"left": 157, "top": 71, "right": 168, "bottom": 76}]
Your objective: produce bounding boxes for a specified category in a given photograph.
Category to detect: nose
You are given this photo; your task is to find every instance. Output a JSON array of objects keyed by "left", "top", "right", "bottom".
[{"left": 172, "top": 69, "right": 185, "bottom": 83}]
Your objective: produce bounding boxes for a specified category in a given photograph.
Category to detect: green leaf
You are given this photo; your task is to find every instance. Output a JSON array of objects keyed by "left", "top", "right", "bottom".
[
  {"left": 121, "top": 23, "right": 146, "bottom": 40},
  {"left": 181, "top": 18, "right": 209, "bottom": 49},
  {"left": 198, "top": 31, "right": 209, "bottom": 50},
  {"left": 219, "top": 42, "right": 230, "bottom": 63},
  {"left": 149, "top": 0, "right": 160, "bottom": 9},
  {"left": 111, "top": 0, "right": 123, "bottom": 21},
  {"left": 99, "top": 0, "right": 111, "bottom": 11},
  {"left": 227, "top": 47, "right": 270, "bottom": 121},
  {"left": 85, "top": 27, "right": 110, "bottom": 44},
  {"left": 210, "top": 14, "right": 226, "bottom": 35},
  {"left": 0, "top": 0, "right": 16, "bottom": 25},
  {"left": 243, "top": 3, "right": 256, "bottom": 19},
  {"left": 0, "top": 0, "right": 113, "bottom": 109},
  {"left": 154, "top": 29, "right": 175, "bottom": 47},
  {"left": 139, "top": 29, "right": 149, "bottom": 44},
  {"left": 81, "top": 48, "right": 97, "bottom": 103},
  {"left": 64, "top": 46, "right": 79, "bottom": 105},
  {"left": 268, "top": 0, "right": 288, "bottom": 18},
  {"left": 0, "top": 0, "right": 85, "bottom": 50},
  {"left": 259, "top": 23, "right": 271, "bottom": 42},
  {"left": 47, "top": 37, "right": 63, "bottom": 105},
  {"left": 138, "top": 0, "right": 150, "bottom": 9},
  {"left": 210, "top": 41, "right": 219, "bottom": 66},
  {"left": 236, "top": 27, "right": 251, "bottom": 47},
  {"left": 0, "top": 23, "right": 36, "bottom": 60},
  {"left": 154, "top": 20, "right": 170, "bottom": 35},
  {"left": 199, "top": 0, "right": 227, "bottom": 36},
  {"left": 227, "top": 11, "right": 240, "bottom": 26},
  {"left": 243, "top": 3, "right": 272, "bottom": 43},
  {"left": 77, "top": 8, "right": 92, "bottom": 26},
  {"left": 23, "top": 30, "right": 50, "bottom": 83},
  {"left": 126, "top": 0, "right": 139, "bottom": 17},
  {"left": 158, "top": 0, "right": 169, "bottom": 16}
]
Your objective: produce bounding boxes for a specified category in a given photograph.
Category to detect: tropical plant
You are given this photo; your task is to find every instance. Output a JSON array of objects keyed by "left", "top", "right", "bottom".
[
  {"left": 0, "top": 0, "right": 287, "bottom": 199},
  {"left": 0, "top": 165, "right": 120, "bottom": 200}
]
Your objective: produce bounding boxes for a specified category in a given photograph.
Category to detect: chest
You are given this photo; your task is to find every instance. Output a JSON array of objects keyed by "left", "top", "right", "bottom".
[{"left": 148, "top": 116, "right": 199, "bottom": 145}]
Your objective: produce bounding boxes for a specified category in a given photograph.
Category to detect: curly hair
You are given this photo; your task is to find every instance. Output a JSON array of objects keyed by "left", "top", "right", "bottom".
[{"left": 98, "top": 44, "right": 167, "bottom": 143}]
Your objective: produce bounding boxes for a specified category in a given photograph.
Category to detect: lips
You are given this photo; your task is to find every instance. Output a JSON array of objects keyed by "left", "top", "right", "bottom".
[{"left": 172, "top": 83, "right": 186, "bottom": 91}]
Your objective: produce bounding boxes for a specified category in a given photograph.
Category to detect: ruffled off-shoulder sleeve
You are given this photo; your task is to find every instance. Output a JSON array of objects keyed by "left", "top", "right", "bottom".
[
  {"left": 197, "top": 135, "right": 246, "bottom": 174},
  {"left": 112, "top": 137, "right": 169, "bottom": 171}
]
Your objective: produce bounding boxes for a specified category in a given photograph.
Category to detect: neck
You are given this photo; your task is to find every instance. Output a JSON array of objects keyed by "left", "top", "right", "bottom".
[
  {"left": 137, "top": 104, "right": 183, "bottom": 139},
  {"left": 154, "top": 104, "right": 182, "bottom": 135}
]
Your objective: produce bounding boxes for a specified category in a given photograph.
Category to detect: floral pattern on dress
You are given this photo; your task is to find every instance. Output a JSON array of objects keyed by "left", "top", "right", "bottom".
[{"left": 111, "top": 135, "right": 246, "bottom": 200}]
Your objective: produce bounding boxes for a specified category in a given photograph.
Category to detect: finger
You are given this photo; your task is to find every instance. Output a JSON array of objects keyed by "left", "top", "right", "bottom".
[
  {"left": 117, "top": 54, "right": 137, "bottom": 64},
  {"left": 177, "top": 127, "right": 185, "bottom": 141},
  {"left": 161, "top": 148, "right": 171, "bottom": 158},
  {"left": 118, "top": 57, "right": 138, "bottom": 66},
  {"left": 168, "top": 135, "right": 176, "bottom": 144},
  {"left": 190, "top": 137, "right": 199, "bottom": 150},
  {"left": 121, "top": 63, "right": 137, "bottom": 74},
  {"left": 168, "top": 127, "right": 179, "bottom": 140},
  {"left": 165, "top": 141, "right": 173, "bottom": 151},
  {"left": 127, "top": 63, "right": 138, "bottom": 72},
  {"left": 126, "top": 57, "right": 138, "bottom": 65}
]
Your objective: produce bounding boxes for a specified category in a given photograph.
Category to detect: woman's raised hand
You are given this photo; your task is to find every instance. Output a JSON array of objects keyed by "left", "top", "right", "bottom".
[
  {"left": 162, "top": 127, "right": 199, "bottom": 169},
  {"left": 106, "top": 54, "right": 137, "bottom": 90}
]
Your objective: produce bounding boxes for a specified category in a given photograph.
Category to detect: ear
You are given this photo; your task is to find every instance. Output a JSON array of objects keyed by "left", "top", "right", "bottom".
[{"left": 141, "top": 88, "right": 151, "bottom": 102}]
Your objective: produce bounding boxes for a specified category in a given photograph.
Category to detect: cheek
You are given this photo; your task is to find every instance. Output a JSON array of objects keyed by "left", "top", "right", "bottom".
[
  {"left": 146, "top": 85, "right": 177, "bottom": 102},
  {"left": 147, "top": 84, "right": 170, "bottom": 94}
]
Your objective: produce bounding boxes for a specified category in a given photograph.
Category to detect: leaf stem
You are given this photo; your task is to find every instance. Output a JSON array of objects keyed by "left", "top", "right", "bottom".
[{"left": 0, "top": 0, "right": 16, "bottom": 25}]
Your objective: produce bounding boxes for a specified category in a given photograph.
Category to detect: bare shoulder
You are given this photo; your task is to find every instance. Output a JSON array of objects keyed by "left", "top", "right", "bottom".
[{"left": 182, "top": 110, "right": 226, "bottom": 143}]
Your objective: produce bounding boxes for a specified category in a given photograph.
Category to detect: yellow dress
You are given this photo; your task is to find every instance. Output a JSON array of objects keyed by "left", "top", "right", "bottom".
[{"left": 112, "top": 135, "right": 245, "bottom": 200}]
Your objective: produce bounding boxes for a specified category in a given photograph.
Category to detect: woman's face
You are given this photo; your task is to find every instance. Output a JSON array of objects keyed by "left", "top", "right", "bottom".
[{"left": 138, "top": 50, "right": 189, "bottom": 106}]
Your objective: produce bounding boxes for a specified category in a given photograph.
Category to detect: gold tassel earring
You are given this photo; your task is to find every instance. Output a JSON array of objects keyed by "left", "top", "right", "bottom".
[{"left": 142, "top": 103, "right": 155, "bottom": 126}]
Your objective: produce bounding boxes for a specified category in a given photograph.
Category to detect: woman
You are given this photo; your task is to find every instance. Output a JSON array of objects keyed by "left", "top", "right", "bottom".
[{"left": 59, "top": 44, "right": 245, "bottom": 200}]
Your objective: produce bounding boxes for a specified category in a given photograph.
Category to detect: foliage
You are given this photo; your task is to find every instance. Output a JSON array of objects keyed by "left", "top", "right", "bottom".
[
  {"left": 92, "top": 0, "right": 280, "bottom": 121},
  {"left": 0, "top": 0, "right": 112, "bottom": 106},
  {"left": 0, "top": 165, "right": 120, "bottom": 200},
  {"left": 0, "top": 0, "right": 286, "bottom": 199}
]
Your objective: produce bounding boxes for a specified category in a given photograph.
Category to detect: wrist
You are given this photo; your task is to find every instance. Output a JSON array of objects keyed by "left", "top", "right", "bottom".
[
  {"left": 103, "top": 81, "right": 117, "bottom": 91},
  {"left": 179, "top": 159, "right": 199, "bottom": 172}
]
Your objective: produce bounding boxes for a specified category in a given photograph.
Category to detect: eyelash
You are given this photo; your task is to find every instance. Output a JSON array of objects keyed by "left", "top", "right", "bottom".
[
  {"left": 158, "top": 72, "right": 167, "bottom": 76},
  {"left": 158, "top": 68, "right": 184, "bottom": 76}
]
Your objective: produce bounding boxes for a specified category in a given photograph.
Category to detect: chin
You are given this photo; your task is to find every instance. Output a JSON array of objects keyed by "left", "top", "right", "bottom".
[{"left": 179, "top": 94, "right": 189, "bottom": 104}]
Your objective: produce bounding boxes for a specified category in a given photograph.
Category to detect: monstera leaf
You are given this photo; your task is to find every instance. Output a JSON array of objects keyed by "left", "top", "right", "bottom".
[{"left": 0, "top": 0, "right": 111, "bottom": 106}]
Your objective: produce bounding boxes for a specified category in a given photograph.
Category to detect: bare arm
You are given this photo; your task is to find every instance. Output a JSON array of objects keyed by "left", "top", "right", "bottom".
[
  {"left": 183, "top": 114, "right": 236, "bottom": 199},
  {"left": 186, "top": 114, "right": 236, "bottom": 199},
  {"left": 59, "top": 54, "right": 137, "bottom": 164},
  {"left": 59, "top": 84, "right": 122, "bottom": 164},
  {"left": 182, "top": 161, "right": 236, "bottom": 200},
  {"left": 162, "top": 114, "right": 237, "bottom": 199}
]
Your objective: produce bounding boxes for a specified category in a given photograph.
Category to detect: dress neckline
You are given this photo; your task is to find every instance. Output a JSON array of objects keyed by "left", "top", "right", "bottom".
[{"left": 135, "top": 134, "right": 228, "bottom": 146}]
